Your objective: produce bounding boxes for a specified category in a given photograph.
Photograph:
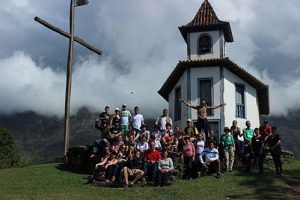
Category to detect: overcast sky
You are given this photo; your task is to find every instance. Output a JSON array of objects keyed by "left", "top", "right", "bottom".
[{"left": 0, "top": 0, "right": 300, "bottom": 118}]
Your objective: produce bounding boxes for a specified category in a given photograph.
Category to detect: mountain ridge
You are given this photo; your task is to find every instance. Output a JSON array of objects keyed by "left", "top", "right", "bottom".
[{"left": 0, "top": 108, "right": 299, "bottom": 162}]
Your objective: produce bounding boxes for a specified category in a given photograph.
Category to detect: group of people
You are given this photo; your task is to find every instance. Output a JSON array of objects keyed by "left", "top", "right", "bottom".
[{"left": 88, "top": 99, "right": 282, "bottom": 187}]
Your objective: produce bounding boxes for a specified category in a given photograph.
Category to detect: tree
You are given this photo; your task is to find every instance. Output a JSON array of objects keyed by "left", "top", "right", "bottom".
[{"left": 0, "top": 127, "right": 20, "bottom": 168}]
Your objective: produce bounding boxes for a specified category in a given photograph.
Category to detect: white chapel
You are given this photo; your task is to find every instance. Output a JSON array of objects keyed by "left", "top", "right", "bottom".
[{"left": 158, "top": 0, "right": 269, "bottom": 136}]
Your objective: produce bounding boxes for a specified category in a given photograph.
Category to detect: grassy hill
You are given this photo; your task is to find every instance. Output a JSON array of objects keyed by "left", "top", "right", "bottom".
[{"left": 0, "top": 161, "right": 300, "bottom": 200}]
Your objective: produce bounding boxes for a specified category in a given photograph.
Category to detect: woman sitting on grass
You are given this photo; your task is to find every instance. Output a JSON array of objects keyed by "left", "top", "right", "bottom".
[
  {"left": 88, "top": 150, "right": 118, "bottom": 183},
  {"left": 156, "top": 150, "right": 174, "bottom": 186}
]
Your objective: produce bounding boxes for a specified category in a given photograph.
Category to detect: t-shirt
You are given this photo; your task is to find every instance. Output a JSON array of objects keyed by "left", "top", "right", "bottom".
[
  {"left": 99, "top": 112, "right": 110, "bottom": 128},
  {"left": 221, "top": 133, "right": 235, "bottom": 149},
  {"left": 131, "top": 114, "right": 144, "bottom": 130},
  {"left": 126, "top": 156, "right": 144, "bottom": 170},
  {"left": 200, "top": 148, "right": 219, "bottom": 164},
  {"left": 266, "top": 134, "right": 282, "bottom": 154},
  {"left": 151, "top": 131, "right": 163, "bottom": 141},
  {"left": 155, "top": 116, "right": 172, "bottom": 131},
  {"left": 251, "top": 137, "right": 264, "bottom": 155},
  {"left": 184, "top": 126, "right": 199, "bottom": 137},
  {"left": 120, "top": 110, "right": 131, "bottom": 126},
  {"left": 145, "top": 150, "right": 161, "bottom": 162},
  {"left": 137, "top": 142, "right": 149, "bottom": 152},
  {"left": 259, "top": 125, "right": 272, "bottom": 139},
  {"left": 194, "top": 140, "right": 205, "bottom": 155},
  {"left": 158, "top": 158, "right": 174, "bottom": 170},
  {"left": 244, "top": 129, "right": 256, "bottom": 141}
]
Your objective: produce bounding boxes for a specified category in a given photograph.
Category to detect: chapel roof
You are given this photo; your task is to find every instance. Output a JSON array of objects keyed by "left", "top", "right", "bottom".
[
  {"left": 158, "top": 58, "right": 270, "bottom": 115},
  {"left": 179, "top": 0, "right": 234, "bottom": 42}
]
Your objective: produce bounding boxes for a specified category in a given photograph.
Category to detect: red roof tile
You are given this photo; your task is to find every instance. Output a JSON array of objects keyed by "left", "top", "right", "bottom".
[{"left": 179, "top": 0, "right": 233, "bottom": 42}]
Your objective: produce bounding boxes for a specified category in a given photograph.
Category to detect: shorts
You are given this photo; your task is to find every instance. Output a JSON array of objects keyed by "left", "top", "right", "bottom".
[
  {"left": 128, "top": 169, "right": 142, "bottom": 176},
  {"left": 121, "top": 125, "right": 129, "bottom": 134}
]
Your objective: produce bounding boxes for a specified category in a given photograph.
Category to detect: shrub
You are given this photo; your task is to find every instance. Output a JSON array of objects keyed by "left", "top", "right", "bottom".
[{"left": 0, "top": 127, "right": 20, "bottom": 168}]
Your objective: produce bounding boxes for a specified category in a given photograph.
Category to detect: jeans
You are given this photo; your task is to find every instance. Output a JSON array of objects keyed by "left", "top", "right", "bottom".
[{"left": 143, "top": 162, "right": 158, "bottom": 180}]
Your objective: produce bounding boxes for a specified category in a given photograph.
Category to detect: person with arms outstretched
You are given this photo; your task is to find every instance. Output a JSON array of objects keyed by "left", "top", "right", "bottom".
[{"left": 180, "top": 98, "right": 225, "bottom": 140}]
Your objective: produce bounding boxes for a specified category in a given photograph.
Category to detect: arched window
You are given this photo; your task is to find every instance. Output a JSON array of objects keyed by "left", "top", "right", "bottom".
[{"left": 198, "top": 35, "right": 212, "bottom": 54}]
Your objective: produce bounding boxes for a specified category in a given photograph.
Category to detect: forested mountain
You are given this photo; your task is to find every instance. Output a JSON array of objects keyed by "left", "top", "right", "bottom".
[{"left": 0, "top": 108, "right": 299, "bottom": 162}]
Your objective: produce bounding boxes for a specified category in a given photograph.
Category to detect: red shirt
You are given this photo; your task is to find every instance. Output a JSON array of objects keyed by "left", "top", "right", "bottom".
[
  {"left": 259, "top": 125, "right": 272, "bottom": 139},
  {"left": 145, "top": 149, "right": 161, "bottom": 162}
]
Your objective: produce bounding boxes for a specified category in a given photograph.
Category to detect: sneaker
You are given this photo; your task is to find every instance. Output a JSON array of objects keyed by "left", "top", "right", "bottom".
[
  {"left": 141, "top": 177, "right": 147, "bottom": 185},
  {"left": 216, "top": 173, "right": 221, "bottom": 179},
  {"left": 129, "top": 181, "right": 134, "bottom": 187}
]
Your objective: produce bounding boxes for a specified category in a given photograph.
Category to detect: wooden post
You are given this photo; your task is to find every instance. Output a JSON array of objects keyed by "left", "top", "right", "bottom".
[
  {"left": 35, "top": 0, "right": 101, "bottom": 157},
  {"left": 64, "top": 0, "right": 75, "bottom": 156}
]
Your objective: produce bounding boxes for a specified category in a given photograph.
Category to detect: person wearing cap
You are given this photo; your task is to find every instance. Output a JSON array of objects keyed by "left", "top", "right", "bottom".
[
  {"left": 180, "top": 98, "right": 225, "bottom": 141},
  {"left": 120, "top": 104, "right": 131, "bottom": 134},
  {"left": 155, "top": 109, "right": 173, "bottom": 132},
  {"left": 131, "top": 106, "right": 144, "bottom": 134},
  {"left": 220, "top": 127, "right": 235, "bottom": 172},
  {"left": 184, "top": 119, "right": 199, "bottom": 140},
  {"left": 259, "top": 120, "right": 272, "bottom": 140}
]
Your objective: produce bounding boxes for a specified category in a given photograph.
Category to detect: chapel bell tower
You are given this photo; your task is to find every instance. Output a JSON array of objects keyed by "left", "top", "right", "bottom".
[{"left": 179, "top": 0, "right": 234, "bottom": 60}]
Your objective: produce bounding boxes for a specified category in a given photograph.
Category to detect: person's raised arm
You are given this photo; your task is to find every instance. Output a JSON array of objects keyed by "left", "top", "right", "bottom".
[
  {"left": 207, "top": 103, "right": 226, "bottom": 109},
  {"left": 180, "top": 98, "right": 198, "bottom": 109}
]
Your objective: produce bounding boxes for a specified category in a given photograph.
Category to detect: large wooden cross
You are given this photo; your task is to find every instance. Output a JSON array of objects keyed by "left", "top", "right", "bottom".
[{"left": 35, "top": 0, "right": 102, "bottom": 156}]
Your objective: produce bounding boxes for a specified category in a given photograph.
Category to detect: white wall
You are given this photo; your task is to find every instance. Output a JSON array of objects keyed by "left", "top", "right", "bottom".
[
  {"left": 168, "top": 71, "right": 188, "bottom": 129},
  {"left": 223, "top": 68, "right": 260, "bottom": 130},
  {"left": 188, "top": 31, "right": 224, "bottom": 60},
  {"left": 189, "top": 66, "right": 221, "bottom": 120}
]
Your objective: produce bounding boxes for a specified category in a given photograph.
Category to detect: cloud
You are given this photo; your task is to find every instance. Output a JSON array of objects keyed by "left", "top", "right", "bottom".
[{"left": 0, "top": 0, "right": 300, "bottom": 118}]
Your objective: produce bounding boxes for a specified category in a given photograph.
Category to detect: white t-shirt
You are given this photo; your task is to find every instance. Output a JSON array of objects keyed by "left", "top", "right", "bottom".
[
  {"left": 131, "top": 114, "right": 144, "bottom": 130},
  {"left": 195, "top": 140, "right": 205, "bottom": 155},
  {"left": 155, "top": 116, "right": 172, "bottom": 131},
  {"left": 151, "top": 131, "right": 163, "bottom": 141},
  {"left": 120, "top": 110, "right": 131, "bottom": 126},
  {"left": 137, "top": 142, "right": 149, "bottom": 152}
]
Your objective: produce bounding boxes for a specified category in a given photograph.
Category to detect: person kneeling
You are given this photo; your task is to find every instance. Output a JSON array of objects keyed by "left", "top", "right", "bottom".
[
  {"left": 156, "top": 150, "right": 174, "bottom": 186},
  {"left": 122, "top": 150, "right": 144, "bottom": 187},
  {"left": 200, "top": 140, "right": 221, "bottom": 179}
]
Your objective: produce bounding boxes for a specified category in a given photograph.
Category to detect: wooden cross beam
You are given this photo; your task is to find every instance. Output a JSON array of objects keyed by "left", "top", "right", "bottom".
[{"left": 35, "top": 0, "right": 102, "bottom": 156}]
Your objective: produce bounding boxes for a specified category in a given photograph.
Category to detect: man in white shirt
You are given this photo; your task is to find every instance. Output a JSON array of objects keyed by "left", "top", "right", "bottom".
[
  {"left": 120, "top": 104, "right": 131, "bottom": 134},
  {"left": 155, "top": 109, "right": 172, "bottom": 132},
  {"left": 200, "top": 140, "right": 221, "bottom": 178},
  {"left": 131, "top": 106, "right": 144, "bottom": 133}
]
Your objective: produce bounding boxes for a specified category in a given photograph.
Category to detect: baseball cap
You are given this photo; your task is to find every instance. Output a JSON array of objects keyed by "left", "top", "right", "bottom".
[
  {"left": 187, "top": 119, "right": 192, "bottom": 122},
  {"left": 122, "top": 104, "right": 127, "bottom": 107},
  {"left": 115, "top": 108, "right": 120, "bottom": 111}
]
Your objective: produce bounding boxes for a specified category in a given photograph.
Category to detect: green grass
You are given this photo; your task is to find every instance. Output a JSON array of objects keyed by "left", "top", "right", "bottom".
[{"left": 0, "top": 161, "right": 300, "bottom": 200}]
